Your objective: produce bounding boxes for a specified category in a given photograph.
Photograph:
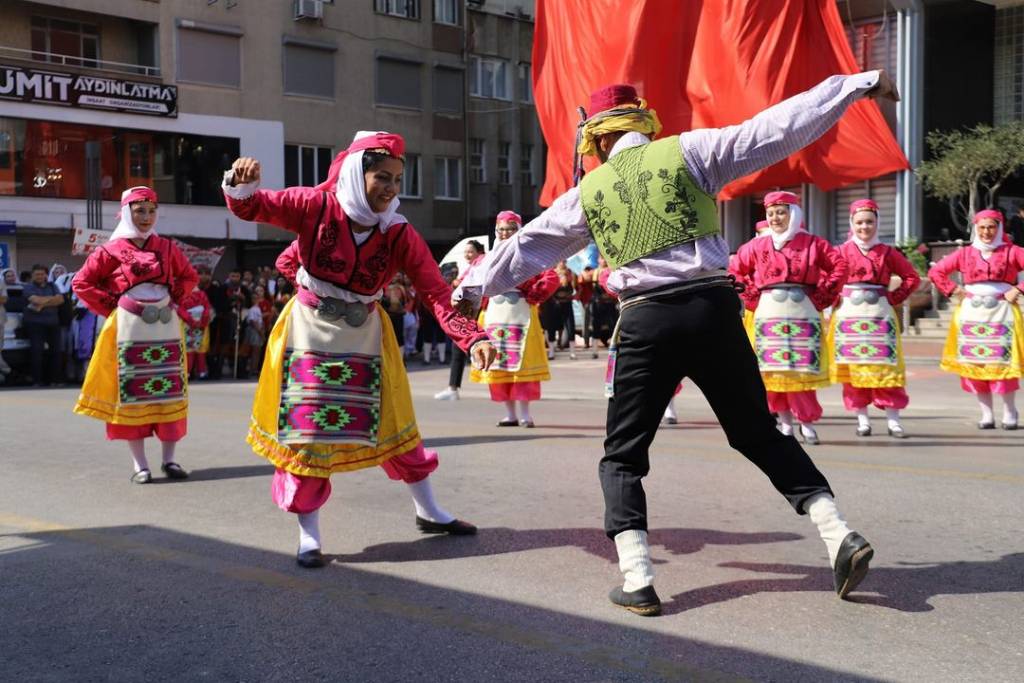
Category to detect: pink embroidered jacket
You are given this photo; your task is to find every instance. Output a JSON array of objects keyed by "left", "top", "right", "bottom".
[
  {"left": 275, "top": 240, "right": 300, "bottom": 284},
  {"left": 928, "top": 244, "right": 1024, "bottom": 297},
  {"left": 836, "top": 242, "right": 921, "bottom": 306},
  {"left": 177, "top": 288, "right": 212, "bottom": 330},
  {"left": 729, "top": 232, "right": 848, "bottom": 311},
  {"left": 225, "top": 187, "right": 487, "bottom": 351},
  {"left": 72, "top": 235, "right": 198, "bottom": 317},
  {"left": 516, "top": 270, "right": 560, "bottom": 306}
]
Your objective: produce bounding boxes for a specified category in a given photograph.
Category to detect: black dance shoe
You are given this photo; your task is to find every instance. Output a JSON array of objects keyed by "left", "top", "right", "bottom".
[
  {"left": 130, "top": 469, "right": 152, "bottom": 484},
  {"left": 856, "top": 425, "right": 872, "bottom": 437},
  {"left": 415, "top": 516, "right": 477, "bottom": 535},
  {"left": 496, "top": 418, "right": 519, "bottom": 427},
  {"left": 978, "top": 421, "right": 996, "bottom": 430},
  {"left": 296, "top": 548, "right": 327, "bottom": 568},
  {"left": 888, "top": 425, "right": 907, "bottom": 439},
  {"left": 834, "top": 532, "right": 873, "bottom": 599},
  {"left": 161, "top": 462, "right": 190, "bottom": 480},
  {"left": 608, "top": 585, "right": 662, "bottom": 616},
  {"left": 1002, "top": 421, "right": 1018, "bottom": 431}
]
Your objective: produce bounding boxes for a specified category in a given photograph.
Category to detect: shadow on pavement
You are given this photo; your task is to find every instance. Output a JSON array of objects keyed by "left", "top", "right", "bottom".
[
  {"left": 424, "top": 433, "right": 590, "bottom": 447},
  {"left": 334, "top": 527, "right": 804, "bottom": 565},
  {"left": 187, "top": 464, "right": 277, "bottom": 481},
  {"left": 0, "top": 523, "right": 876, "bottom": 682},
  {"left": 823, "top": 438, "right": 1022, "bottom": 449},
  {"left": 663, "top": 553, "right": 1024, "bottom": 615}
]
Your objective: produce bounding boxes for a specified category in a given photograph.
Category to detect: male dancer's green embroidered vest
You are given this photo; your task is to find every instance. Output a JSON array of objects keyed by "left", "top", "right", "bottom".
[{"left": 579, "top": 135, "right": 718, "bottom": 269}]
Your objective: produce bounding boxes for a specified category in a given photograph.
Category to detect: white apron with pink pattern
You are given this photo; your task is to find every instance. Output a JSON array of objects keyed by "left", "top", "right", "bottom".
[
  {"left": 956, "top": 282, "right": 1017, "bottom": 366},
  {"left": 832, "top": 284, "right": 898, "bottom": 366},
  {"left": 482, "top": 291, "right": 531, "bottom": 372},
  {"left": 753, "top": 285, "right": 822, "bottom": 374}
]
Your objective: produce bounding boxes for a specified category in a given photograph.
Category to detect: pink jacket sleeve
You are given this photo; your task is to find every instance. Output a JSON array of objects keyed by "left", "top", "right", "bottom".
[
  {"left": 520, "top": 270, "right": 560, "bottom": 305},
  {"left": 275, "top": 241, "right": 301, "bottom": 284},
  {"left": 168, "top": 243, "right": 199, "bottom": 306},
  {"left": 810, "top": 238, "right": 849, "bottom": 311},
  {"left": 393, "top": 226, "right": 488, "bottom": 353},
  {"left": 71, "top": 248, "right": 119, "bottom": 317},
  {"left": 224, "top": 186, "right": 324, "bottom": 237},
  {"left": 886, "top": 248, "right": 922, "bottom": 306},
  {"left": 927, "top": 250, "right": 962, "bottom": 297},
  {"left": 729, "top": 244, "right": 760, "bottom": 311}
]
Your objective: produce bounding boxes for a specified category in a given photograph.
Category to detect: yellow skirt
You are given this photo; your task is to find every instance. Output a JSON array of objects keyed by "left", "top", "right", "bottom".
[
  {"left": 74, "top": 310, "right": 189, "bottom": 425},
  {"left": 939, "top": 303, "right": 1024, "bottom": 381},
  {"left": 470, "top": 306, "right": 550, "bottom": 385},
  {"left": 246, "top": 298, "right": 420, "bottom": 478},
  {"left": 825, "top": 314, "right": 907, "bottom": 388},
  {"left": 745, "top": 307, "right": 830, "bottom": 393}
]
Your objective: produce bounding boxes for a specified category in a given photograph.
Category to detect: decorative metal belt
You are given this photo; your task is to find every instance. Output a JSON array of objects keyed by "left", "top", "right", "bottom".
[{"left": 118, "top": 296, "right": 174, "bottom": 324}]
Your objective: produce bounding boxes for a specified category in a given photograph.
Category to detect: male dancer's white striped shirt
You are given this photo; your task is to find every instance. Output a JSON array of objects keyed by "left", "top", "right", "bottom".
[{"left": 455, "top": 70, "right": 881, "bottom": 303}]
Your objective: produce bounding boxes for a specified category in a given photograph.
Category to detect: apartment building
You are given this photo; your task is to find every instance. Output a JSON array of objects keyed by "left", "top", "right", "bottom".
[{"left": 0, "top": 0, "right": 545, "bottom": 275}]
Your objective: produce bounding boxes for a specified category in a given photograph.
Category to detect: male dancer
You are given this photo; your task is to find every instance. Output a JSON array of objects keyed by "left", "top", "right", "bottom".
[{"left": 455, "top": 70, "right": 899, "bottom": 615}]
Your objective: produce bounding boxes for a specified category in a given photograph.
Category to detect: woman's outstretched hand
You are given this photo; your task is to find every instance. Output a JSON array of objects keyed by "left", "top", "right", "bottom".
[{"left": 230, "top": 157, "right": 261, "bottom": 185}]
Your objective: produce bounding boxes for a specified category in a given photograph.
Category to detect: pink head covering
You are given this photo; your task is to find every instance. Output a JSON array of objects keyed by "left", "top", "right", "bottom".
[
  {"left": 847, "top": 198, "right": 882, "bottom": 249},
  {"left": 496, "top": 210, "right": 522, "bottom": 226},
  {"left": 849, "top": 198, "right": 879, "bottom": 215},
  {"left": 587, "top": 84, "right": 641, "bottom": 117},
  {"left": 313, "top": 132, "right": 407, "bottom": 233},
  {"left": 109, "top": 186, "right": 159, "bottom": 242},
  {"left": 972, "top": 209, "right": 1005, "bottom": 254},
  {"left": 754, "top": 219, "right": 770, "bottom": 237},
  {"left": 315, "top": 132, "right": 406, "bottom": 194},
  {"left": 121, "top": 186, "right": 158, "bottom": 206},
  {"left": 763, "top": 191, "right": 801, "bottom": 208}
]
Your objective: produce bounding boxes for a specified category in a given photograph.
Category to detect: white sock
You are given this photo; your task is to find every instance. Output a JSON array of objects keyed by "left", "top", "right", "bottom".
[
  {"left": 614, "top": 529, "right": 655, "bottom": 592},
  {"left": 1003, "top": 391, "right": 1018, "bottom": 423},
  {"left": 438, "top": 345, "right": 446, "bottom": 363},
  {"left": 422, "top": 343, "right": 432, "bottom": 362},
  {"left": 856, "top": 408, "right": 870, "bottom": 429},
  {"left": 805, "top": 494, "right": 852, "bottom": 568},
  {"left": 128, "top": 439, "right": 148, "bottom": 473},
  {"left": 297, "top": 511, "right": 321, "bottom": 553},
  {"left": 407, "top": 478, "right": 454, "bottom": 524},
  {"left": 517, "top": 400, "right": 532, "bottom": 423},
  {"left": 800, "top": 423, "right": 817, "bottom": 437},
  {"left": 884, "top": 408, "right": 902, "bottom": 429},
  {"left": 161, "top": 440, "right": 177, "bottom": 464},
  {"left": 978, "top": 393, "right": 995, "bottom": 423},
  {"left": 503, "top": 400, "right": 518, "bottom": 422},
  {"left": 664, "top": 398, "right": 677, "bottom": 421},
  {"left": 778, "top": 410, "right": 794, "bottom": 427}
]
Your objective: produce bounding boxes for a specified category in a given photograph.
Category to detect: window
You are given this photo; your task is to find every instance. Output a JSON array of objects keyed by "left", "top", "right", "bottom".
[
  {"left": 469, "top": 139, "right": 486, "bottom": 183},
  {"left": 497, "top": 142, "right": 512, "bottom": 185},
  {"left": 434, "top": 157, "right": 462, "bottom": 199},
  {"left": 469, "top": 56, "right": 511, "bottom": 100},
  {"left": 433, "top": 66, "right": 463, "bottom": 113},
  {"left": 400, "top": 153, "right": 421, "bottom": 198},
  {"left": 434, "top": 0, "right": 459, "bottom": 25},
  {"left": 517, "top": 63, "right": 533, "bottom": 103},
  {"left": 520, "top": 144, "right": 534, "bottom": 186},
  {"left": 285, "top": 145, "right": 333, "bottom": 187},
  {"left": 375, "top": 0, "right": 419, "bottom": 19},
  {"left": 31, "top": 17, "right": 100, "bottom": 68},
  {"left": 376, "top": 57, "right": 421, "bottom": 108},
  {"left": 0, "top": 116, "right": 238, "bottom": 205},
  {"left": 283, "top": 42, "right": 336, "bottom": 99},
  {"left": 176, "top": 23, "right": 242, "bottom": 88}
]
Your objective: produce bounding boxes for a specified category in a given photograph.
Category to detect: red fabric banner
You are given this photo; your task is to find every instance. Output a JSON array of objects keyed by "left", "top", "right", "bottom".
[{"left": 532, "top": 0, "right": 909, "bottom": 205}]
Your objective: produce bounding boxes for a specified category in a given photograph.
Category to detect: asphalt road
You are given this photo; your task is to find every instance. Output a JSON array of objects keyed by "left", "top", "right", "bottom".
[{"left": 1, "top": 354, "right": 1021, "bottom": 682}]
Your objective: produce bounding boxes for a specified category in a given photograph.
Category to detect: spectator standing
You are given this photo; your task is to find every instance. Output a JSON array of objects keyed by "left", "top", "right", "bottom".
[
  {"left": 23, "top": 264, "right": 65, "bottom": 385},
  {"left": 0, "top": 270, "right": 10, "bottom": 376}
]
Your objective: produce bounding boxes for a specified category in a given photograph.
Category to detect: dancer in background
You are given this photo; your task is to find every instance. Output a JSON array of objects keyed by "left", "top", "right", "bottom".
[
  {"left": 73, "top": 186, "right": 197, "bottom": 483},
  {"left": 929, "top": 209, "right": 1024, "bottom": 430},
  {"left": 828, "top": 199, "right": 920, "bottom": 438},
  {"left": 434, "top": 239, "right": 486, "bottom": 400}
]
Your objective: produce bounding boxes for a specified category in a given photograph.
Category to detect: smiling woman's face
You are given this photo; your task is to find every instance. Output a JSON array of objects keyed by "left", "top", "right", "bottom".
[
  {"left": 364, "top": 157, "right": 404, "bottom": 213},
  {"left": 766, "top": 204, "right": 791, "bottom": 233}
]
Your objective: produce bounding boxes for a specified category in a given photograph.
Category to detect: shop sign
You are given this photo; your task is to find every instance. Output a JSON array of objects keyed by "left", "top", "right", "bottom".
[{"left": 0, "top": 64, "right": 178, "bottom": 117}]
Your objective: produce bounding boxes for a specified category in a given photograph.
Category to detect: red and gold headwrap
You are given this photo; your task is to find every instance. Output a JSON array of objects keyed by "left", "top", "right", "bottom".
[
  {"left": 121, "top": 186, "right": 158, "bottom": 206},
  {"left": 316, "top": 132, "right": 406, "bottom": 193},
  {"left": 577, "top": 83, "right": 662, "bottom": 158},
  {"left": 763, "top": 191, "right": 801, "bottom": 208}
]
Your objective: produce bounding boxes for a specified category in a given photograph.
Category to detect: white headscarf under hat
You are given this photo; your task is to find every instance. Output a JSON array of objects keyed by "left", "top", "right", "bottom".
[
  {"left": 336, "top": 131, "right": 407, "bottom": 233},
  {"left": 970, "top": 210, "right": 1005, "bottom": 256},
  {"left": 108, "top": 187, "right": 159, "bottom": 242},
  {"left": 769, "top": 204, "right": 806, "bottom": 249}
]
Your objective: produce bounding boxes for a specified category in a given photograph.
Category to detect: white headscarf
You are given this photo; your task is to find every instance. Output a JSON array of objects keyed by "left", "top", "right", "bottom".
[
  {"left": 108, "top": 188, "right": 159, "bottom": 242},
  {"left": 770, "top": 204, "right": 806, "bottom": 249},
  {"left": 336, "top": 131, "right": 406, "bottom": 233},
  {"left": 849, "top": 212, "right": 882, "bottom": 251},
  {"left": 970, "top": 216, "right": 1005, "bottom": 256}
]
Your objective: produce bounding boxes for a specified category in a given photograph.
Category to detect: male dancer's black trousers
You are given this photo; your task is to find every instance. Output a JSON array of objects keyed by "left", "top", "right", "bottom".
[{"left": 600, "top": 285, "right": 833, "bottom": 539}]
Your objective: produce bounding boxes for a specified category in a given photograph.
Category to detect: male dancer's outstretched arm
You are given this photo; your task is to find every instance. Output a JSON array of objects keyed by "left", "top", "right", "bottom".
[{"left": 454, "top": 70, "right": 898, "bottom": 309}]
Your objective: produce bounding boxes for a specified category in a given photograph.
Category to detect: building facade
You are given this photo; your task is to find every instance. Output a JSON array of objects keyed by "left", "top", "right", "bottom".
[{"left": 0, "top": 0, "right": 546, "bottom": 276}]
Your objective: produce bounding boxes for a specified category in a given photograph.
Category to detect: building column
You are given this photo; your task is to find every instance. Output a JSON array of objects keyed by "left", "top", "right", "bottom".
[{"left": 895, "top": 3, "right": 924, "bottom": 244}]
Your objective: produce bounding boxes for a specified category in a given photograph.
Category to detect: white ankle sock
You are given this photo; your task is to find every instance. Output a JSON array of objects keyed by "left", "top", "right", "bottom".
[
  {"left": 517, "top": 400, "right": 532, "bottom": 423},
  {"left": 884, "top": 408, "right": 902, "bottom": 429},
  {"left": 978, "top": 393, "right": 995, "bottom": 423},
  {"left": 438, "top": 346, "right": 446, "bottom": 363},
  {"left": 856, "top": 409, "right": 870, "bottom": 429},
  {"left": 614, "top": 529, "right": 655, "bottom": 592},
  {"left": 503, "top": 400, "right": 518, "bottom": 422},
  {"left": 297, "top": 511, "right": 321, "bottom": 553},
  {"left": 664, "top": 399, "right": 678, "bottom": 421},
  {"left": 805, "top": 494, "right": 852, "bottom": 568},
  {"left": 800, "top": 423, "right": 817, "bottom": 437},
  {"left": 1003, "top": 391, "right": 1018, "bottom": 423},
  {"left": 407, "top": 478, "right": 454, "bottom": 524},
  {"left": 161, "top": 440, "right": 177, "bottom": 464},
  {"left": 422, "top": 343, "right": 432, "bottom": 362},
  {"left": 128, "top": 439, "right": 148, "bottom": 473}
]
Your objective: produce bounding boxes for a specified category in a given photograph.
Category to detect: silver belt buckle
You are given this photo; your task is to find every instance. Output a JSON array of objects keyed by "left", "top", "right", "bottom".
[
  {"left": 316, "top": 297, "right": 344, "bottom": 321},
  {"left": 344, "top": 301, "right": 369, "bottom": 327},
  {"left": 158, "top": 306, "right": 173, "bottom": 324},
  {"left": 983, "top": 295, "right": 998, "bottom": 309},
  {"left": 141, "top": 305, "right": 160, "bottom": 324},
  {"left": 771, "top": 289, "right": 788, "bottom": 303},
  {"left": 789, "top": 288, "right": 806, "bottom": 303},
  {"left": 863, "top": 290, "right": 880, "bottom": 305},
  {"left": 849, "top": 290, "right": 865, "bottom": 305},
  {"left": 492, "top": 294, "right": 508, "bottom": 305}
]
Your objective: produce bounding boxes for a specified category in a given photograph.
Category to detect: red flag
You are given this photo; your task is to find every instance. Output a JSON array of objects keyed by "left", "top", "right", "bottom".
[{"left": 532, "top": 0, "right": 909, "bottom": 205}]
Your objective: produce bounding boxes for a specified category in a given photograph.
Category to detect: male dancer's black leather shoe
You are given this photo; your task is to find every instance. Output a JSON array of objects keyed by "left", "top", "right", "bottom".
[
  {"left": 834, "top": 532, "right": 873, "bottom": 599},
  {"left": 296, "top": 548, "right": 327, "bottom": 568},
  {"left": 415, "top": 517, "right": 478, "bottom": 535},
  {"left": 608, "top": 585, "right": 662, "bottom": 616}
]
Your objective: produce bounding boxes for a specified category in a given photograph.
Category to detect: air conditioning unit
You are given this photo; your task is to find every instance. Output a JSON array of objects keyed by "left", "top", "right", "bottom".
[{"left": 293, "top": 0, "right": 323, "bottom": 21}]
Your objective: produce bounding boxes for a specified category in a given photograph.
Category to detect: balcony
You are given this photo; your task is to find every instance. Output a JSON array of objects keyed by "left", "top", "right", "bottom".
[{"left": 0, "top": 45, "right": 160, "bottom": 79}]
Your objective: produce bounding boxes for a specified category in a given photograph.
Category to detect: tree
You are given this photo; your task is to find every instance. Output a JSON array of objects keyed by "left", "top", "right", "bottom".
[{"left": 915, "top": 121, "right": 1024, "bottom": 237}]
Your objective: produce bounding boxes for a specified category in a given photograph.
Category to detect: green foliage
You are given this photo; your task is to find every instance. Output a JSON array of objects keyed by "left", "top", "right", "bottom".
[
  {"left": 915, "top": 121, "right": 1024, "bottom": 233},
  {"left": 896, "top": 239, "right": 929, "bottom": 277}
]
